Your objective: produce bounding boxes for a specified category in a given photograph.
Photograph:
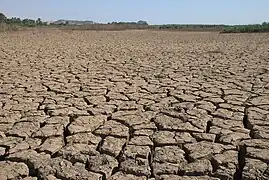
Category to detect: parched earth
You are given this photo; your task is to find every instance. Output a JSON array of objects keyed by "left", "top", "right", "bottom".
[{"left": 0, "top": 30, "right": 269, "bottom": 180}]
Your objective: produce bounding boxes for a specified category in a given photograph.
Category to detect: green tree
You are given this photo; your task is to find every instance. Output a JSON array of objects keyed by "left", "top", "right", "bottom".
[
  {"left": 0, "top": 13, "right": 7, "bottom": 23},
  {"left": 22, "top": 18, "right": 36, "bottom": 27},
  {"left": 6, "top": 17, "right": 21, "bottom": 24},
  {"left": 36, "top": 18, "right": 42, "bottom": 25}
]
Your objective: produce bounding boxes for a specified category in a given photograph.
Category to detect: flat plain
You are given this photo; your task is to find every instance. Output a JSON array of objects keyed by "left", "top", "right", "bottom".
[{"left": 0, "top": 30, "right": 269, "bottom": 180}]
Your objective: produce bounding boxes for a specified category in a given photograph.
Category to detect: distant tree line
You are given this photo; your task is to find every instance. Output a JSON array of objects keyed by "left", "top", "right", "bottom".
[
  {"left": 150, "top": 23, "right": 269, "bottom": 32},
  {"left": 0, "top": 12, "right": 47, "bottom": 27},
  {"left": 157, "top": 24, "right": 226, "bottom": 29},
  {"left": 221, "top": 22, "right": 269, "bottom": 33},
  {"left": 154, "top": 24, "right": 228, "bottom": 32}
]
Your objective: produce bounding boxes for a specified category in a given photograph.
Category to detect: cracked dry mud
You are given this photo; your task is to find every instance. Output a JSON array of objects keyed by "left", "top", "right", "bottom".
[{"left": 0, "top": 30, "right": 269, "bottom": 180}]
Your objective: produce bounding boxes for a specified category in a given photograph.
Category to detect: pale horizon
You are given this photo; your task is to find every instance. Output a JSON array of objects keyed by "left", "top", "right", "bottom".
[{"left": 1, "top": 0, "right": 269, "bottom": 25}]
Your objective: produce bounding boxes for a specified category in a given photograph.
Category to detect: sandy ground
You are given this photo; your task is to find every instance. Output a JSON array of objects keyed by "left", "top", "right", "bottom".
[{"left": 0, "top": 30, "right": 269, "bottom": 180}]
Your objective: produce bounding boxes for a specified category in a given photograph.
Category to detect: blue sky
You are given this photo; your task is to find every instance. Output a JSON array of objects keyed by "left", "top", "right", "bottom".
[{"left": 1, "top": 0, "right": 268, "bottom": 25}]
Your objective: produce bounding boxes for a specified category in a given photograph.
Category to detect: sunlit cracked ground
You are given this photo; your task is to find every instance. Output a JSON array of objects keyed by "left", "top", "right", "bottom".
[{"left": 0, "top": 30, "right": 269, "bottom": 180}]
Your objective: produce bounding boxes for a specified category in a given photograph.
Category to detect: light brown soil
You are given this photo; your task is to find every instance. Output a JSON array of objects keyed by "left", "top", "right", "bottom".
[{"left": 0, "top": 30, "right": 269, "bottom": 180}]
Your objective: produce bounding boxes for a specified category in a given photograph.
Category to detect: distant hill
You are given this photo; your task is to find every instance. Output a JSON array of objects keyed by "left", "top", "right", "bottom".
[
  {"left": 52, "top": 19, "right": 96, "bottom": 25},
  {"left": 52, "top": 20, "right": 148, "bottom": 26}
]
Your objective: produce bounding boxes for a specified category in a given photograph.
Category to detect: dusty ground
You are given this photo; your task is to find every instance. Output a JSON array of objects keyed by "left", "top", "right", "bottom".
[{"left": 0, "top": 30, "right": 269, "bottom": 180}]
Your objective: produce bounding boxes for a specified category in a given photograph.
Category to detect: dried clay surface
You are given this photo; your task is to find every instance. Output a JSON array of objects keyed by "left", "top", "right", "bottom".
[{"left": 0, "top": 30, "right": 269, "bottom": 180}]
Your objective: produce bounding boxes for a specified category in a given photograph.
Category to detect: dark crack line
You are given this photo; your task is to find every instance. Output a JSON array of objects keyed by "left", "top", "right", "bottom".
[
  {"left": 233, "top": 144, "right": 247, "bottom": 180},
  {"left": 206, "top": 120, "right": 212, "bottom": 133},
  {"left": 242, "top": 106, "right": 254, "bottom": 138},
  {"left": 111, "top": 142, "right": 127, "bottom": 176},
  {"left": 63, "top": 114, "right": 78, "bottom": 146},
  {"left": 83, "top": 97, "right": 92, "bottom": 105}
]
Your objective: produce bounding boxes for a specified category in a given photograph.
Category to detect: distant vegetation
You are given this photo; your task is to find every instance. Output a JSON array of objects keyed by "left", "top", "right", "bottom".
[
  {"left": 155, "top": 23, "right": 269, "bottom": 33},
  {"left": 0, "top": 12, "right": 268, "bottom": 33},
  {"left": 155, "top": 24, "right": 226, "bottom": 31},
  {"left": 0, "top": 13, "right": 47, "bottom": 27},
  {"left": 0, "top": 13, "right": 7, "bottom": 23},
  {"left": 0, "top": 12, "right": 48, "bottom": 32},
  {"left": 221, "top": 22, "right": 269, "bottom": 33}
]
